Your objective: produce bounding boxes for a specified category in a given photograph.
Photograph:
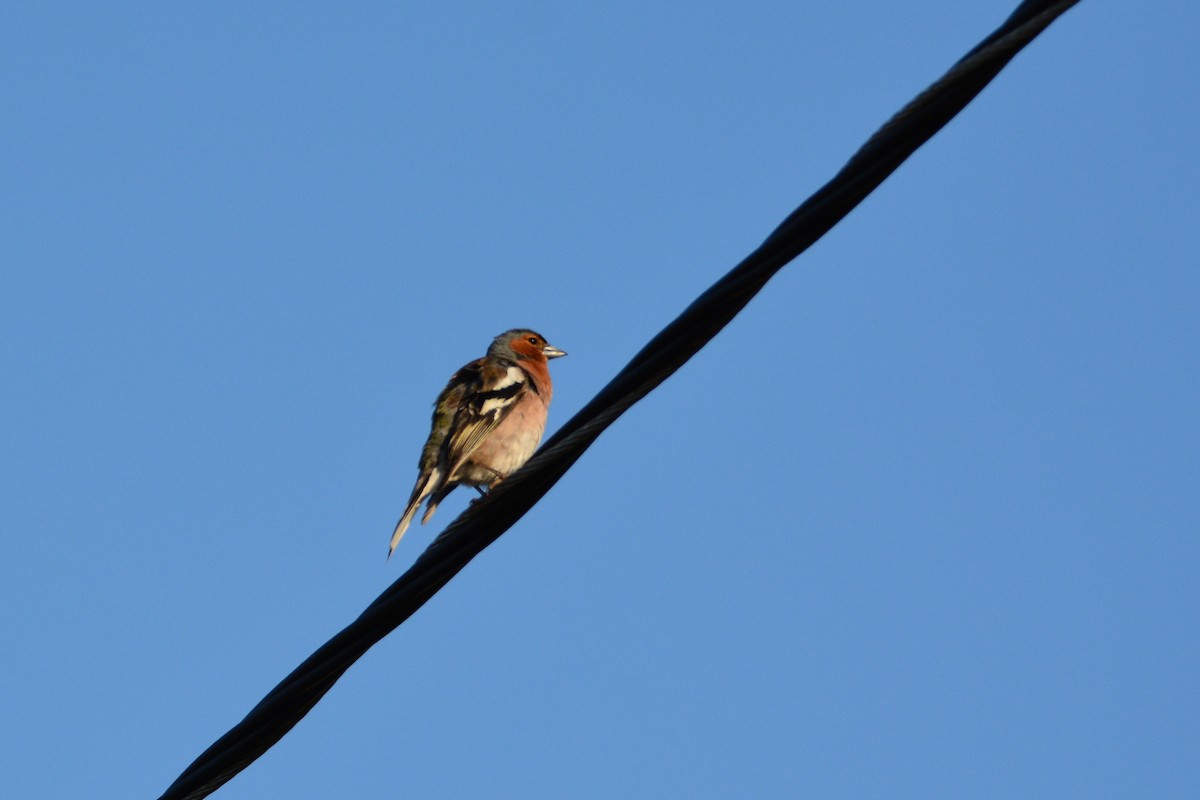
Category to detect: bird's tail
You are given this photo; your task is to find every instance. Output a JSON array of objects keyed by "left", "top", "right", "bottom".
[
  {"left": 420, "top": 486, "right": 452, "bottom": 526},
  {"left": 388, "top": 500, "right": 422, "bottom": 559},
  {"left": 388, "top": 469, "right": 441, "bottom": 560}
]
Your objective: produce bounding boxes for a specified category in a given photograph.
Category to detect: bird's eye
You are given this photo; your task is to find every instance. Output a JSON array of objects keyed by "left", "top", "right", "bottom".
[{"left": 527, "top": 336, "right": 539, "bottom": 345}]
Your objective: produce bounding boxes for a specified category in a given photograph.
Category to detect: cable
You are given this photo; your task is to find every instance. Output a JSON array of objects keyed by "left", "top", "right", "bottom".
[{"left": 158, "top": 3, "right": 1084, "bottom": 797}]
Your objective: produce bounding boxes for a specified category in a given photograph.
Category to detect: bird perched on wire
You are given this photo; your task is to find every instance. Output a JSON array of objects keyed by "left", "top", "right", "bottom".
[{"left": 388, "top": 329, "right": 567, "bottom": 558}]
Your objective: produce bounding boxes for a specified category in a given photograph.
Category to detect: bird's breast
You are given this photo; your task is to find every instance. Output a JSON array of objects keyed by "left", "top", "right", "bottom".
[{"left": 455, "top": 394, "right": 548, "bottom": 485}]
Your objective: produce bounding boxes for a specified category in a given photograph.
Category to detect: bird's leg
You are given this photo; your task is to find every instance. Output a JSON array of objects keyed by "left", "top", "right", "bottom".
[{"left": 468, "top": 468, "right": 507, "bottom": 505}]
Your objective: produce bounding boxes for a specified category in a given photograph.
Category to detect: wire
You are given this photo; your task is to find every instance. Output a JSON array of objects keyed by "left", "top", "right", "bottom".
[{"left": 157, "top": 2, "right": 1084, "bottom": 797}]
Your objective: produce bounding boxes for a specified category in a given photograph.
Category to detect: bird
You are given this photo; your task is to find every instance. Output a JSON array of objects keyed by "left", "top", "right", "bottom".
[{"left": 388, "top": 329, "right": 567, "bottom": 558}]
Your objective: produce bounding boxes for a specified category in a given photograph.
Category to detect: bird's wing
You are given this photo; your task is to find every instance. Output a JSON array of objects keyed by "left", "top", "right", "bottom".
[
  {"left": 441, "top": 358, "right": 529, "bottom": 480},
  {"left": 388, "top": 360, "right": 485, "bottom": 557}
]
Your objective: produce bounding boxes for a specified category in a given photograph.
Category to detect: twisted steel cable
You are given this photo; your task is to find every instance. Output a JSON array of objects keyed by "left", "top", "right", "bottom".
[{"left": 159, "top": 2, "right": 1084, "bottom": 797}]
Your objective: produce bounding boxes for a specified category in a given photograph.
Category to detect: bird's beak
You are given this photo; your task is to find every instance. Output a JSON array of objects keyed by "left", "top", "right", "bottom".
[{"left": 542, "top": 344, "right": 567, "bottom": 359}]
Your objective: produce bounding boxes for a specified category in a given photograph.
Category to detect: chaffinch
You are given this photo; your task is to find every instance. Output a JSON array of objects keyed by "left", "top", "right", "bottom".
[{"left": 389, "top": 329, "right": 567, "bottom": 558}]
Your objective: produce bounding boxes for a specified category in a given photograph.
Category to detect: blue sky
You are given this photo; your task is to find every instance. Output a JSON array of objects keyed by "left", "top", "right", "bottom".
[{"left": 3, "top": 2, "right": 1198, "bottom": 798}]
